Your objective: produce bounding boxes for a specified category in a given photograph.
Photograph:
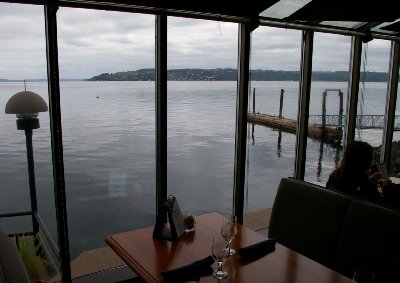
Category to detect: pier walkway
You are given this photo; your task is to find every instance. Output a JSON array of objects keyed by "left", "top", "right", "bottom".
[
  {"left": 248, "top": 113, "right": 342, "bottom": 144},
  {"left": 248, "top": 112, "right": 400, "bottom": 144}
]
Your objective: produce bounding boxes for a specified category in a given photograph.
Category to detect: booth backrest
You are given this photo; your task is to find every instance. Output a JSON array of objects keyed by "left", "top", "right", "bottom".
[
  {"left": 0, "top": 230, "right": 30, "bottom": 283},
  {"left": 334, "top": 199, "right": 400, "bottom": 282},
  {"left": 268, "top": 177, "right": 351, "bottom": 268},
  {"left": 269, "top": 177, "right": 400, "bottom": 282}
]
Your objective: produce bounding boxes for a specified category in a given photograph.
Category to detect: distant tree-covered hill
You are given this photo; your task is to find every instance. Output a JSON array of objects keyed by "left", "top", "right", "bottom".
[{"left": 86, "top": 68, "right": 388, "bottom": 82}]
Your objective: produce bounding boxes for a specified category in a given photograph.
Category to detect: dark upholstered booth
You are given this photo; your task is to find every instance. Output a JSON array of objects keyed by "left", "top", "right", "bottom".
[
  {"left": 268, "top": 177, "right": 400, "bottom": 282},
  {"left": 334, "top": 199, "right": 400, "bottom": 281},
  {"left": 268, "top": 178, "right": 351, "bottom": 267}
]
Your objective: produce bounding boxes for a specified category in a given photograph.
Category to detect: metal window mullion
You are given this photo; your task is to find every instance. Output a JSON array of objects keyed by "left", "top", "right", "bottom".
[
  {"left": 233, "top": 23, "right": 252, "bottom": 224},
  {"left": 44, "top": 3, "right": 72, "bottom": 283},
  {"left": 294, "top": 30, "right": 313, "bottom": 180},
  {"left": 381, "top": 41, "right": 400, "bottom": 167},
  {"left": 343, "top": 36, "right": 362, "bottom": 147},
  {"left": 155, "top": 15, "right": 168, "bottom": 217}
]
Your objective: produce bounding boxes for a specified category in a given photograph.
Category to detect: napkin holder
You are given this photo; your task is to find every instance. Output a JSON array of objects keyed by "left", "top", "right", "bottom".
[{"left": 153, "top": 195, "right": 186, "bottom": 241}]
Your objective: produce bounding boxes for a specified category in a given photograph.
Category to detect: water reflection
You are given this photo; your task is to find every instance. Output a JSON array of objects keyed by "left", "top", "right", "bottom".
[
  {"left": 250, "top": 123, "right": 283, "bottom": 158},
  {"left": 317, "top": 141, "right": 324, "bottom": 182},
  {"left": 251, "top": 123, "right": 255, "bottom": 146},
  {"left": 317, "top": 140, "right": 342, "bottom": 182},
  {"left": 249, "top": 122, "right": 343, "bottom": 183},
  {"left": 277, "top": 130, "right": 282, "bottom": 158}
]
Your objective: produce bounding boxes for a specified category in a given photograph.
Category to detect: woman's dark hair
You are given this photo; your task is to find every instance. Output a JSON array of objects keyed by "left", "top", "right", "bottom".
[
  {"left": 327, "top": 140, "right": 381, "bottom": 202},
  {"left": 340, "top": 140, "right": 373, "bottom": 173}
]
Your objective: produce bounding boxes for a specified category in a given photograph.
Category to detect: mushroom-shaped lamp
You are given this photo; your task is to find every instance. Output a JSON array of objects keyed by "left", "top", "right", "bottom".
[{"left": 5, "top": 90, "right": 48, "bottom": 130}]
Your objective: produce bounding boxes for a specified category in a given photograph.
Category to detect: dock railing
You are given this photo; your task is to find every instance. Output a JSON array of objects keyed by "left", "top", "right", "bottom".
[{"left": 309, "top": 114, "right": 400, "bottom": 130}]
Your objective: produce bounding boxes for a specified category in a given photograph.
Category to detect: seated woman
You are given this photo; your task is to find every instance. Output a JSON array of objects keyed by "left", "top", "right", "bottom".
[{"left": 326, "top": 140, "right": 383, "bottom": 203}]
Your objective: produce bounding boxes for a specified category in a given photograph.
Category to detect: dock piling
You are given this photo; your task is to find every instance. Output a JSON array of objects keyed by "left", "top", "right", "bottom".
[
  {"left": 279, "top": 89, "right": 284, "bottom": 118},
  {"left": 252, "top": 88, "right": 256, "bottom": 113}
]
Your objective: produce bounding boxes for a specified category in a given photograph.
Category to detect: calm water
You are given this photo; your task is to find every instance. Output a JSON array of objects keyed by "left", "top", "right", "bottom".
[{"left": 0, "top": 80, "right": 396, "bottom": 259}]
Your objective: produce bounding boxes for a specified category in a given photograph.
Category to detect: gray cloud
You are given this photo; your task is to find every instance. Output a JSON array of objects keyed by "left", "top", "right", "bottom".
[
  {"left": 0, "top": 2, "right": 393, "bottom": 80},
  {"left": 168, "top": 18, "right": 238, "bottom": 69}
]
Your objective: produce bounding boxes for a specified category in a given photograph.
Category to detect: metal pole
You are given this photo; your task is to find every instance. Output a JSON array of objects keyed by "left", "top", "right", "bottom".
[
  {"left": 294, "top": 30, "right": 314, "bottom": 180},
  {"left": 155, "top": 14, "right": 168, "bottom": 218},
  {"left": 279, "top": 89, "right": 284, "bottom": 118},
  {"left": 322, "top": 91, "right": 327, "bottom": 139},
  {"left": 252, "top": 88, "right": 255, "bottom": 113},
  {"left": 344, "top": 36, "right": 362, "bottom": 148},
  {"left": 24, "top": 129, "right": 40, "bottom": 252},
  {"left": 44, "top": 3, "right": 72, "bottom": 282},
  {"left": 233, "top": 21, "right": 258, "bottom": 223},
  {"left": 338, "top": 91, "right": 344, "bottom": 127}
]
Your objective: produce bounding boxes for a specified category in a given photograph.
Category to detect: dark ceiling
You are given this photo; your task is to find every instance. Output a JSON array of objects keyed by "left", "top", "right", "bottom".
[
  {"left": 61, "top": 0, "right": 400, "bottom": 37},
  {"left": 285, "top": 0, "right": 399, "bottom": 22},
  {"left": 107, "top": 0, "right": 399, "bottom": 22},
  {"left": 109, "top": 0, "right": 280, "bottom": 17}
]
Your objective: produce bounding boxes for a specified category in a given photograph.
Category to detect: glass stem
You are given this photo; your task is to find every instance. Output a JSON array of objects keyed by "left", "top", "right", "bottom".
[{"left": 217, "top": 261, "right": 223, "bottom": 272}]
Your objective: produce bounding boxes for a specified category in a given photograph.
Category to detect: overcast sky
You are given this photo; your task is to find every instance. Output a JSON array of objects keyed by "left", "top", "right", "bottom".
[{"left": 0, "top": 2, "right": 393, "bottom": 80}]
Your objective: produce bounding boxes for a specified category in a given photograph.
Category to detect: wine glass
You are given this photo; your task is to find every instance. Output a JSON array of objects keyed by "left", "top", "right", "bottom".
[
  {"left": 352, "top": 268, "right": 375, "bottom": 283},
  {"left": 221, "top": 214, "right": 237, "bottom": 256},
  {"left": 211, "top": 234, "right": 229, "bottom": 279}
]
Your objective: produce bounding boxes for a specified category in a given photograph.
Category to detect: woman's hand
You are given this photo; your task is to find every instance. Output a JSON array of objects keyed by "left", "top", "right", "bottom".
[{"left": 368, "top": 172, "right": 382, "bottom": 184}]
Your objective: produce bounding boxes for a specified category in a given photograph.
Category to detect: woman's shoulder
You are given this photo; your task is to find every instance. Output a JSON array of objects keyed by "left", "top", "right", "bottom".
[{"left": 326, "top": 169, "right": 340, "bottom": 188}]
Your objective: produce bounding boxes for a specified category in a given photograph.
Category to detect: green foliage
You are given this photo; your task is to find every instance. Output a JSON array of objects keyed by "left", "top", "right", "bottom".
[{"left": 13, "top": 234, "right": 48, "bottom": 283}]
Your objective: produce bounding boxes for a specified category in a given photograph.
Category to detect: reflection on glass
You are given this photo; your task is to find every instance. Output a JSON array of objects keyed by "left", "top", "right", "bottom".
[{"left": 277, "top": 130, "right": 282, "bottom": 157}]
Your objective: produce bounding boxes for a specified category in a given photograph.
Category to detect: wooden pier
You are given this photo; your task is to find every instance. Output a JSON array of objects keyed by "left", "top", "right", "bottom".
[{"left": 248, "top": 113, "right": 342, "bottom": 144}]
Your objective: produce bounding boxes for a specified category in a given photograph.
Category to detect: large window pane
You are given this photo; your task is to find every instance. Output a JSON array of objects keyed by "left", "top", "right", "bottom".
[
  {"left": 167, "top": 17, "right": 238, "bottom": 216},
  {"left": 304, "top": 33, "right": 351, "bottom": 186},
  {"left": 315, "top": 39, "right": 392, "bottom": 186},
  {"left": 57, "top": 8, "right": 155, "bottom": 275},
  {"left": 0, "top": 3, "right": 58, "bottom": 280},
  {"left": 355, "top": 40, "right": 391, "bottom": 149},
  {"left": 246, "top": 27, "right": 301, "bottom": 231}
]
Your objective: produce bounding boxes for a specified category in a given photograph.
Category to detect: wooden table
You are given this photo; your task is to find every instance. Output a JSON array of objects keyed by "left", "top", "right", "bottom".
[{"left": 106, "top": 212, "right": 352, "bottom": 283}]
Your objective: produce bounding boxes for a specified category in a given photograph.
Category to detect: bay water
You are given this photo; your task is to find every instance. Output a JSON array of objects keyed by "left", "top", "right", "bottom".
[{"left": 0, "top": 80, "right": 396, "bottom": 259}]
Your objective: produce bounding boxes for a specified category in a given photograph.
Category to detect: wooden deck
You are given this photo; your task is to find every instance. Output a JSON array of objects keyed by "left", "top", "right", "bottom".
[{"left": 248, "top": 113, "right": 342, "bottom": 144}]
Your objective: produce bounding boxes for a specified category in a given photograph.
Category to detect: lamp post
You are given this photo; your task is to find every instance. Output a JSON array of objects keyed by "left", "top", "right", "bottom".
[{"left": 5, "top": 90, "right": 48, "bottom": 250}]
